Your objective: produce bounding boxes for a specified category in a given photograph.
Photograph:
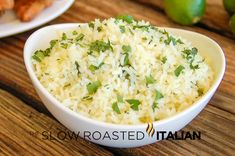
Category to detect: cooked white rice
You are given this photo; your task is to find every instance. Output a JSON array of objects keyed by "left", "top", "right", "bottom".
[{"left": 32, "top": 17, "right": 214, "bottom": 124}]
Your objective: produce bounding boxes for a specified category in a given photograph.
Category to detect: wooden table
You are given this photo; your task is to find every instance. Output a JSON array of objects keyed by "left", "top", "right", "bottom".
[{"left": 0, "top": 0, "right": 235, "bottom": 155}]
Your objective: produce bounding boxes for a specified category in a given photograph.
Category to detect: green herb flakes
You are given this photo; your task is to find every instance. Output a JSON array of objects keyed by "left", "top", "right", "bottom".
[
  {"left": 176, "top": 39, "right": 184, "bottom": 44},
  {"left": 72, "top": 31, "right": 78, "bottom": 35},
  {"left": 145, "top": 75, "right": 155, "bottom": 85},
  {"left": 88, "top": 22, "right": 95, "bottom": 29},
  {"left": 152, "top": 102, "right": 158, "bottom": 112},
  {"left": 182, "top": 48, "right": 198, "bottom": 61},
  {"left": 97, "top": 26, "right": 103, "bottom": 32},
  {"left": 174, "top": 65, "right": 185, "bottom": 77},
  {"left": 82, "top": 96, "right": 93, "bottom": 101},
  {"left": 126, "top": 99, "right": 141, "bottom": 111},
  {"left": 88, "top": 65, "right": 98, "bottom": 72},
  {"left": 197, "top": 88, "right": 204, "bottom": 96},
  {"left": 116, "top": 15, "right": 134, "bottom": 24},
  {"left": 86, "top": 80, "right": 101, "bottom": 94},
  {"left": 152, "top": 90, "right": 164, "bottom": 112},
  {"left": 164, "top": 35, "right": 177, "bottom": 45},
  {"left": 88, "top": 62, "right": 104, "bottom": 72},
  {"left": 60, "top": 43, "right": 68, "bottom": 49},
  {"left": 75, "top": 61, "right": 80, "bottom": 75},
  {"left": 122, "top": 45, "right": 131, "bottom": 53},
  {"left": 32, "top": 39, "right": 59, "bottom": 61},
  {"left": 117, "top": 94, "right": 124, "bottom": 103},
  {"left": 182, "top": 48, "right": 199, "bottom": 70},
  {"left": 112, "top": 102, "right": 121, "bottom": 114},
  {"left": 32, "top": 50, "right": 45, "bottom": 62},
  {"left": 190, "top": 63, "right": 199, "bottom": 70},
  {"left": 50, "top": 40, "right": 58, "bottom": 48},
  {"left": 62, "top": 33, "right": 67, "bottom": 40},
  {"left": 133, "top": 24, "right": 150, "bottom": 32},
  {"left": 155, "top": 90, "right": 164, "bottom": 100},
  {"left": 89, "top": 40, "right": 113, "bottom": 53},
  {"left": 161, "top": 56, "right": 167, "bottom": 64},
  {"left": 119, "top": 25, "right": 125, "bottom": 33},
  {"left": 75, "top": 33, "right": 85, "bottom": 41},
  {"left": 123, "top": 53, "right": 130, "bottom": 66}
]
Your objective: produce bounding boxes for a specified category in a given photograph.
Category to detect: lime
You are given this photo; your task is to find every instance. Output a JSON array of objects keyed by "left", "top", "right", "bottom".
[
  {"left": 229, "top": 14, "right": 235, "bottom": 35},
  {"left": 164, "top": 0, "right": 206, "bottom": 25},
  {"left": 223, "top": 0, "right": 235, "bottom": 14}
]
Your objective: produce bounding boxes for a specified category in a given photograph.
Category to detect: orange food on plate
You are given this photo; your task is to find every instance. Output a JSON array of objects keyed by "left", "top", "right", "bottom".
[
  {"left": 14, "top": 0, "right": 54, "bottom": 21},
  {"left": 0, "top": 0, "right": 14, "bottom": 10}
]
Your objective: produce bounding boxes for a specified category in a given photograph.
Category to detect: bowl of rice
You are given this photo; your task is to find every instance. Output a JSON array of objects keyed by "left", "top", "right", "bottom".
[{"left": 24, "top": 16, "right": 225, "bottom": 147}]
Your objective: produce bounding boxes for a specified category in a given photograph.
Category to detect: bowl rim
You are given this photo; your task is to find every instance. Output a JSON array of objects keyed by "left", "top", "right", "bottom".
[{"left": 24, "top": 23, "right": 226, "bottom": 129}]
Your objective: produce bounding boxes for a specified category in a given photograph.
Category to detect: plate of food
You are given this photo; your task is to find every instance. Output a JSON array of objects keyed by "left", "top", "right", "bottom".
[
  {"left": 24, "top": 16, "right": 225, "bottom": 147},
  {"left": 0, "top": 0, "right": 74, "bottom": 38}
]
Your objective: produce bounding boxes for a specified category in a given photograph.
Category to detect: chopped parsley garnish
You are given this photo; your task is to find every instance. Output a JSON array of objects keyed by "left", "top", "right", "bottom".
[
  {"left": 155, "top": 90, "right": 164, "bottom": 100},
  {"left": 182, "top": 48, "right": 199, "bottom": 70},
  {"left": 88, "top": 65, "right": 98, "bottom": 72},
  {"left": 88, "top": 62, "right": 104, "bottom": 72},
  {"left": 176, "top": 39, "right": 184, "bottom": 44},
  {"left": 182, "top": 48, "right": 198, "bottom": 62},
  {"left": 112, "top": 94, "right": 124, "bottom": 114},
  {"left": 32, "top": 50, "right": 45, "bottom": 62},
  {"left": 89, "top": 40, "right": 113, "bottom": 53},
  {"left": 148, "top": 39, "right": 153, "bottom": 45},
  {"left": 119, "top": 25, "right": 125, "bottom": 33},
  {"left": 126, "top": 99, "right": 141, "bottom": 111},
  {"left": 190, "top": 63, "right": 199, "bottom": 70},
  {"left": 75, "top": 33, "right": 85, "bottom": 41},
  {"left": 152, "top": 102, "right": 158, "bottom": 112},
  {"left": 75, "top": 61, "right": 80, "bottom": 75},
  {"left": 164, "top": 35, "right": 177, "bottom": 45},
  {"left": 145, "top": 75, "right": 155, "bottom": 85},
  {"left": 61, "top": 42, "right": 68, "bottom": 49},
  {"left": 160, "top": 29, "right": 183, "bottom": 46},
  {"left": 117, "top": 94, "right": 124, "bottom": 103},
  {"left": 197, "top": 88, "right": 204, "bottom": 96},
  {"left": 123, "top": 53, "right": 130, "bottom": 66},
  {"left": 72, "top": 31, "right": 78, "bottom": 35},
  {"left": 174, "top": 65, "right": 185, "bottom": 77},
  {"left": 161, "top": 56, "right": 167, "bottom": 64},
  {"left": 152, "top": 90, "right": 164, "bottom": 112},
  {"left": 122, "top": 45, "right": 131, "bottom": 53},
  {"left": 116, "top": 15, "right": 134, "bottom": 24},
  {"left": 82, "top": 96, "right": 93, "bottom": 101},
  {"left": 88, "top": 22, "right": 94, "bottom": 29},
  {"left": 32, "top": 39, "right": 58, "bottom": 62},
  {"left": 112, "top": 102, "right": 121, "bottom": 114},
  {"left": 86, "top": 80, "right": 101, "bottom": 94},
  {"left": 50, "top": 40, "right": 58, "bottom": 48},
  {"left": 133, "top": 24, "right": 150, "bottom": 32},
  {"left": 42, "top": 48, "right": 51, "bottom": 56},
  {"left": 121, "top": 45, "right": 131, "bottom": 66},
  {"left": 62, "top": 33, "right": 67, "bottom": 40},
  {"left": 97, "top": 26, "right": 103, "bottom": 32}
]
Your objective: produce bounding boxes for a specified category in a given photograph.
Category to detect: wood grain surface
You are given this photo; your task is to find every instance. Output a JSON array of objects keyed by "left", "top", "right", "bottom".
[
  {"left": 0, "top": 89, "right": 113, "bottom": 156},
  {"left": 0, "top": 0, "right": 235, "bottom": 155}
]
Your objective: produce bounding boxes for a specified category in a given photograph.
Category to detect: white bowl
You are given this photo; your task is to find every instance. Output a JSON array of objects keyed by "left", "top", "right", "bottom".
[{"left": 24, "top": 24, "right": 225, "bottom": 148}]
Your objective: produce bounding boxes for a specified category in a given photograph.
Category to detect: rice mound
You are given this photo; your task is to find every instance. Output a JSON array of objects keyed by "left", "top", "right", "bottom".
[{"left": 32, "top": 17, "right": 214, "bottom": 124}]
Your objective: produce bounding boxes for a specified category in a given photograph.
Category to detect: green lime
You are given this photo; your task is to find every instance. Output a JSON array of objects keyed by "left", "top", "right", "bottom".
[
  {"left": 229, "top": 14, "right": 235, "bottom": 35},
  {"left": 164, "top": 0, "right": 206, "bottom": 25},
  {"left": 223, "top": 0, "right": 235, "bottom": 14}
]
